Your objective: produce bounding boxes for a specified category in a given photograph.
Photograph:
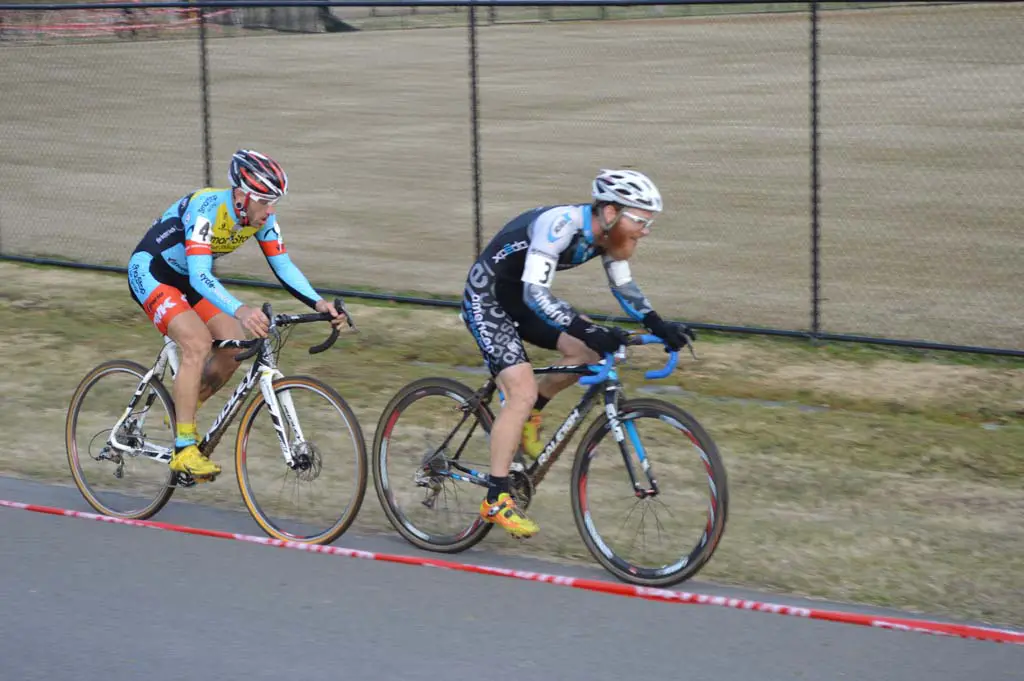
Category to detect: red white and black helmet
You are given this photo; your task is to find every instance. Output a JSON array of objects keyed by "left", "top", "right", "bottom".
[{"left": 229, "top": 149, "right": 288, "bottom": 201}]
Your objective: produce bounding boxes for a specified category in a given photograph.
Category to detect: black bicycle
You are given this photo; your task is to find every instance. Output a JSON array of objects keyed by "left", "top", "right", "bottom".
[
  {"left": 66, "top": 298, "right": 368, "bottom": 545},
  {"left": 371, "top": 332, "right": 728, "bottom": 587}
]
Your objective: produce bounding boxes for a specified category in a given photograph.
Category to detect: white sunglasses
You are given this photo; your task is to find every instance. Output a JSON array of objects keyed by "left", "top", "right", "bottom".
[
  {"left": 621, "top": 211, "right": 655, "bottom": 230},
  {"left": 250, "top": 194, "right": 281, "bottom": 207}
]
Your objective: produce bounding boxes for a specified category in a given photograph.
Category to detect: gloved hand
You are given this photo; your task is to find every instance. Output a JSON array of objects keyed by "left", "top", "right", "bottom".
[
  {"left": 642, "top": 311, "right": 695, "bottom": 352},
  {"left": 568, "top": 317, "right": 630, "bottom": 356}
]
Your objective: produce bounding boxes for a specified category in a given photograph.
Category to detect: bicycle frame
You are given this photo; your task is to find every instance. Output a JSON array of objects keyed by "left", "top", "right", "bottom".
[
  {"left": 104, "top": 335, "right": 301, "bottom": 468},
  {"left": 104, "top": 299, "right": 350, "bottom": 474},
  {"left": 437, "top": 335, "right": 681, "bottom": 494}
]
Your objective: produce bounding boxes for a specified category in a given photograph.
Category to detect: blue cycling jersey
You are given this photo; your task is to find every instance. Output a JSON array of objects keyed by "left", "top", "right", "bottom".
[{"left": 132, "top": 187, "right": 321, "bottom": 316}]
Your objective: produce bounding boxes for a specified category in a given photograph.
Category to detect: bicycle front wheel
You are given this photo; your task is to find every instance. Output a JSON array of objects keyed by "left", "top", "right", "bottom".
[
  {"left": 235, "top": 376, "right": 367, "bottom": 544},
  {"left": 571, "top": 398, "right": 728, "bottom": 587},
  {"left": 66, "top": 360, "right": 177, "bottom": 519}
]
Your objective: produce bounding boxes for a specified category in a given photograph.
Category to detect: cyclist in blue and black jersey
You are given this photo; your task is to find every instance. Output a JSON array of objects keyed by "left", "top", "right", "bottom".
[
  {"left": 127, "top": 149, "right": 347, "bottom": 481},
  {"left": 462, "top": 169, "right": 695, "bottom": 537}
]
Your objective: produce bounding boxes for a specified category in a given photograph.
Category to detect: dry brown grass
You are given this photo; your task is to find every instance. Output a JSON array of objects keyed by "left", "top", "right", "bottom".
[{"left": 1, "top": 261, "right": 1021, "bottom": 627}]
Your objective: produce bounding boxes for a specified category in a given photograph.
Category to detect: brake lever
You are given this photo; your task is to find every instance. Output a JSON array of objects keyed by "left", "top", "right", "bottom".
[
  {"left": 682, "top": 336, "right": 698, "bottom": 360},
  {"left": 335, "top": 296, "right": 358, "bottom": 332}
]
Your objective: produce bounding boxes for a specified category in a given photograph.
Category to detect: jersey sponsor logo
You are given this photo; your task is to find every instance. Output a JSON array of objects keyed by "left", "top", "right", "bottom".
[
  {"left": 155, "top": 224, "right": 181, "bottom": 245},
  {"left": 531, "top": 291, "right": 573, "bottom": 328},
  {"left": 197, "top": 271, "right": 235, "bottom": 309},
  {"left": 469, "top": 262, "right": 489, "bottom": 289},
  {"left": 166, "top": 256, "right": 186, "bottom": 274},
  {"left": 198, "top": 271, "right": 218, "bottom": 290},
  {"left": 152, "top": 296, "right": 178, "bottom": 327},
  {"left": 210, "top": 233, "right": 252, "bottom": 249},
  {"left": 548, "top": 211, "right": 573, "bottom": 242},
  {"left": 492, "top": 239, "right": 529, "bottom": 264},
  {"left": 465, "top": 292, "right": 525, "bottom": 371},
  {"left": 197, "top": 194, "right": 218, "bottom": 214},
  {"left": 128, "top": 261, "right": 147, "bottom": 298}
]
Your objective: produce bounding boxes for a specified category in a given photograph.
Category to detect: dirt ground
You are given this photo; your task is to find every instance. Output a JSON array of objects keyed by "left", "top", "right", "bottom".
[{"left": 1, "top": 3, "right": 1021, "bottom": 349}]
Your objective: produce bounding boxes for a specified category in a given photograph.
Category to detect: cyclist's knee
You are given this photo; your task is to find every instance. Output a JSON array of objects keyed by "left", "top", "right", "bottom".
[
  {"left": 497, "top": 364, "right": 538, "bottom": 414},
  {"left": 204, "top": 313, "right": 244, "bottom": 368},
  {"left": 180, "top": 338, "right": 212, "bottom": 368},
  {"left": 169, "top": 316, "right": 213, "bottom": 367}
]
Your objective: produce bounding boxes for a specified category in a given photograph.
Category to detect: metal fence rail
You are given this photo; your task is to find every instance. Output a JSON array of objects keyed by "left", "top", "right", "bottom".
[{"left": 1, "top": 0, "right": 1021, "bottom": 356}]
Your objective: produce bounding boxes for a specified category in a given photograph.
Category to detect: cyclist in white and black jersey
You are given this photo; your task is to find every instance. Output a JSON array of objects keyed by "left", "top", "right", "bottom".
[{"left": 462, "top": 169, "right": 694, "bottom": 537}]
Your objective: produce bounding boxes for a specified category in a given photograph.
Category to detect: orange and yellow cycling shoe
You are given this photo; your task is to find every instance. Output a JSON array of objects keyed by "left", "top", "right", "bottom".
[{"left": 480, "top": 492, "right": 539, "bottom": 538}]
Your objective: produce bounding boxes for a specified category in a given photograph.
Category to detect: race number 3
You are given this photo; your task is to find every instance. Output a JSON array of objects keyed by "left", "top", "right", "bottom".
[{"left": 522, "top": 253, "right": 557, "bottom": 287}]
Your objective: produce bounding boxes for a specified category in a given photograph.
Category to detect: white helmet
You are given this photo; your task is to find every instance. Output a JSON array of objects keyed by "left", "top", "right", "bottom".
[{"left": 592, "top": 169, "right": 663, "bottom": 212}]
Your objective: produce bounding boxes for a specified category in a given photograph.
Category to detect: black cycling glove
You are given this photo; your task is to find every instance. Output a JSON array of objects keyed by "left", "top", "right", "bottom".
[
  {"left": 642, "top": 311, "right": 695, "bottom": 352},
  {"left": 568, "top": 317, "right": 630, "bottom": 356}
]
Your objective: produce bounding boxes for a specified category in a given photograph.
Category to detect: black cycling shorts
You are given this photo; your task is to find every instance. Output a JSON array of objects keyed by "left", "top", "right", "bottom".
[{"left": 461, "top": 276, "right": 562, "bottom": 377}]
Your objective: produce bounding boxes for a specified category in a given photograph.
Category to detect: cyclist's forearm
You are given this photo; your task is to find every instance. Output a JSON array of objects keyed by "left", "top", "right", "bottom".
[
  {"left": 603, "top": 257, "right": 652, "bottom": 321},
  {"left": 265, "top": 252, "right": 322, "bottom": 310},
  {"left": 609, "top": 280, "right": 653, "bottom": 322}
]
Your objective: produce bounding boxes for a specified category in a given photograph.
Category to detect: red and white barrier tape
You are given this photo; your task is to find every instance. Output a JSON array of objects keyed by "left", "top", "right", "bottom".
[{"left": 2, "top": 498, "right": 1020, "bottom": 645}]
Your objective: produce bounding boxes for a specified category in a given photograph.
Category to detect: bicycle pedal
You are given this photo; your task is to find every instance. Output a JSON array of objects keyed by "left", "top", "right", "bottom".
[{"left": 175, "top": 473, "right": 198, "bottom": 488}]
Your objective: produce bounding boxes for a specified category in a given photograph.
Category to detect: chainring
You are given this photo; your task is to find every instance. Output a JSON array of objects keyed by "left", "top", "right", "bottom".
[{"left": 508, "top": 469, "right": 535, "bottom": 511}]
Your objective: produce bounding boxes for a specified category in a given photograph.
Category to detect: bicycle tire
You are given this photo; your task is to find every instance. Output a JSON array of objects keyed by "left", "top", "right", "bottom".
[
  {"left": 570, "top": 398, "right": 729, "bottom": 587},
  {"left": 66, "top": 359, "right": 177, "bottom": 519},
  {"left": 371, "top": 377, "right": 497, "bottom": 553},
  {"left": 235, "top": 375, "right": 368, "bottom": 545}
]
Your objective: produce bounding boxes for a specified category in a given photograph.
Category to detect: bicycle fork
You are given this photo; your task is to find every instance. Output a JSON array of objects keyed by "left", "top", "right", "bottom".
[
  {"left": 257, "top": 365, "right": 308, "bottom": 470},
  {"left": 603, "top": 387, "right": 660, "bottom": 498}
]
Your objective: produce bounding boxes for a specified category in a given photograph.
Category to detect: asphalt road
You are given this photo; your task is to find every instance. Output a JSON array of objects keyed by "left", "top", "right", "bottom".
[{"left": 1, "top": 476, "right": 1018, "bottom": 681}]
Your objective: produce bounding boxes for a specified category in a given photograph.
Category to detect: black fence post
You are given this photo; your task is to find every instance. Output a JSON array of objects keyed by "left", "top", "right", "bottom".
[
  {"left": 198, "top": 5, "right": 212, "bottom": 187},
  {"left": 198, "top": 5, "right": 215, "bottom": 275},
  {"left": 809, "top": 0, "right": 821, "bottom": 340},
  {"left": 468, "top": 3, "right": 482, "bottom": 258}
]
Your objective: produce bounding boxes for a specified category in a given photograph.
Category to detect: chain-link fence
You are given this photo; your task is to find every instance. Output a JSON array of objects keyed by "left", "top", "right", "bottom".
[{"left": 1, "top": 1, "right": 1020, "bottom": 353}]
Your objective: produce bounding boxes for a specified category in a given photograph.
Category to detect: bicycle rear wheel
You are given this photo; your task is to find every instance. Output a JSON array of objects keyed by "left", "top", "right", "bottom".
[
  {"left": 235, "top": 376, "right": 367, "bottom": 544},
  {"left": 66, "top": 360, "right": 177, "bottom": 519},
  {"left": 570, "top": 398, "right": 728, "bottom": 587},
  {"left": 372, "top": 377, "right": 496, "bottom": 553}
]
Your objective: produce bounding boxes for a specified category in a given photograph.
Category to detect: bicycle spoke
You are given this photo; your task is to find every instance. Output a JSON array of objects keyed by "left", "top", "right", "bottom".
[
  {"left": 66, "top": 361, "right": 177, "bottom": 519},
  {"left": 572, "top": 399, "right": 728, "bottom": 586},
  {"left": 237, "top": 378, "right": 367, "bottom": 544},
  {"left": 372, "top": 378, "right": 493, "bottom": 552}
]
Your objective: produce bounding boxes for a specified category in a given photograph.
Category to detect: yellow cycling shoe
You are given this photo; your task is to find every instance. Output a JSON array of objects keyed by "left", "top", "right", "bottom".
[
  {"left": 169, "top": 444, "right": 221, "bottom": 481},
  {"left": 520, "top": 409, "right": 544, "bottom": 460},
  {"left": 480, "top": 493, "right": 539, "bottom": 538}
]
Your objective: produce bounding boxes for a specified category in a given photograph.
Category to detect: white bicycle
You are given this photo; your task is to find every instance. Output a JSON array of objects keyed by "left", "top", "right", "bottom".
[{"left": 65, "top": 299, "right": 367, "bottom": 545}]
